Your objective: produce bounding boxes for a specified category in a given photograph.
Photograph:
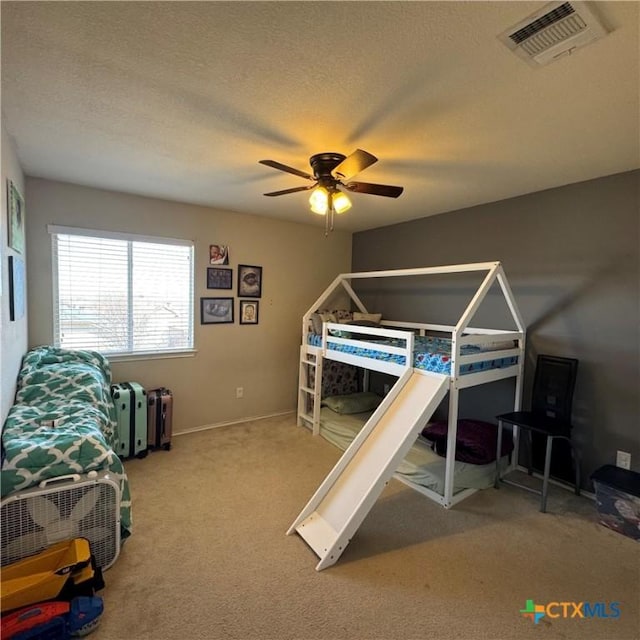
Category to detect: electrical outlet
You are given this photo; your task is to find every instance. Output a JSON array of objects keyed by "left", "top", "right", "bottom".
[
  {"left": 236, "top": 387, "right": 244, "bottom": 399},
  {"left": 616, "top": 450, "right": 631, "bottom": 470}
]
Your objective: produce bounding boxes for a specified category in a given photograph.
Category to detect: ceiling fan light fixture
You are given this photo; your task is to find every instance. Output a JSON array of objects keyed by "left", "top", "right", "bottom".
[
  {"left": 309, "top": 186, "right": 329, "bottom": 215},
  {"left": 332, "top": 191, "right": 352, "bottom": 214},
  {"left": 260, "top": 149, "right": 402, "bottom": 233}
]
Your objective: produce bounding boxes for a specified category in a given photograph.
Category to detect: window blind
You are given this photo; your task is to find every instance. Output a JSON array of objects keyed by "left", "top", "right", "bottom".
[{"left": 51, "top": 230, "right": 194, "bottom": 356}]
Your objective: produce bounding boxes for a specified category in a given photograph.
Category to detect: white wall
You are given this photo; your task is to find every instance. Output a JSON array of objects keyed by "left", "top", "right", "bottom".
[
  {"left": 26, "top": 178, "right": 352, "bottom": 433},
  {"left": 1, "top": 122, "right": 27, "bottom": 424}
]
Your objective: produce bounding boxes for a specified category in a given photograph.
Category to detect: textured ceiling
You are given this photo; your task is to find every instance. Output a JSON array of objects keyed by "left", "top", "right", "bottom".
[{"left": 1, "top": 1, "right": 638, "bottom": 232}]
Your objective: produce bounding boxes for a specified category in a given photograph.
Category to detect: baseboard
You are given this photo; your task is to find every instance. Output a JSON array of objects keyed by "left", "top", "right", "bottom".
[
  {"left": 175, "top": 410, "right": 295, "bottom": 436},
  {"left": 514, "top": 465, "right": 595, "bottom": 500}
]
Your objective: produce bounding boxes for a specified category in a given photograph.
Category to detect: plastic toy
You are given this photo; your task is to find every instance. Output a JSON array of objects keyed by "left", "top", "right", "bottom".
[
  {"left": 1, "top": 596, "right": 104, "bottom": 639},
  {"left": 1, "top": 539, "right": 104, "bottom": 614}
]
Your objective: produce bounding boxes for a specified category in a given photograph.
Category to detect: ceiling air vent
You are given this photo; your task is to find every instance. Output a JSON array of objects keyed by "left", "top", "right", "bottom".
[{"left": 498, "top": 1, "right": 608, "bottom": 66}]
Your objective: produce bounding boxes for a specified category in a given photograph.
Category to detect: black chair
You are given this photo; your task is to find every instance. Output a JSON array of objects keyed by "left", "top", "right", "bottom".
[{"left": 495, "top": 354, "right": 580, "bottom": 512}]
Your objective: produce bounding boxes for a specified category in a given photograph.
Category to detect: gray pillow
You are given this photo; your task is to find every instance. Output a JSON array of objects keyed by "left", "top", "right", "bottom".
[
  {"left": 347, "top": 319, "right": 380, "bottom": 328},
  {"left": 310, "top": 311, "right": 336, "bottom": 335},
  {"left": 322, "top": 392, "right": 382, "bottom": 415},
  {"left": 310, "top": 313, "right": 323, "bottom": 335}
]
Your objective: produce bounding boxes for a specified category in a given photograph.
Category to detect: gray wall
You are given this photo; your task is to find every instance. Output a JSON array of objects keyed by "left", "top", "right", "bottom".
[{"left": 352, "top": 170, "right": 640, "bottom": 487}]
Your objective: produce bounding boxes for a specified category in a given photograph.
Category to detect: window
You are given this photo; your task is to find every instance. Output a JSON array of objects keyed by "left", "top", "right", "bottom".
[{"left": 50, "top": 226, "right": 194, "bottom": 357}]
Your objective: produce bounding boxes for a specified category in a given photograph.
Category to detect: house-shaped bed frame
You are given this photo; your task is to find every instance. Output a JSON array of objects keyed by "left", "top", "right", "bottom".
[{"left": 290, "top": 261, "right": 526, "bottom": 570}]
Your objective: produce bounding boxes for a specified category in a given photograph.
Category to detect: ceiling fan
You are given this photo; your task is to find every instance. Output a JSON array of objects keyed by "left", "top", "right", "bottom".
[{"left": 259, "top": 149, "right": 403, "bottom": 234}]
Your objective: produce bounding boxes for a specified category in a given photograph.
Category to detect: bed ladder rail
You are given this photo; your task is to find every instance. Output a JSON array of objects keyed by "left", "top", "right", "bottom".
[
  {"left": 297, "top": 346, "right": 322, "bottom": 432},
  {"left": 287, "top": 370, "right": 449, "bottom": 570}
]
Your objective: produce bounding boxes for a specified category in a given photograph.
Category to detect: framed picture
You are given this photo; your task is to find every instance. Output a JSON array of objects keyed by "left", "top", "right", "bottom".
[
  {"left": 8, "top": 255, "right": 25, "bottom": 321},
  {"left": 239, "top": 300, "right": 259, "bottom": 325},
  {"left": 207, "top": 267, "right": 232, "bottom": 289},
  {"left": 209, "top": 244, "right": 229, "bottom": 265},
  {"left": 7, "top": 180, "right": 25, "bottom": 254},
  {"left": 237, "top": 264, "right": 262, "bottom": 298},
  {"left": 200, "top": 297, "right": 234, "bottom": 324}
]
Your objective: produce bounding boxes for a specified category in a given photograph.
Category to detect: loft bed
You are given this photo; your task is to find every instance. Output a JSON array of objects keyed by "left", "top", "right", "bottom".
[
  {"left": 291, "top": 261, "right": 526, "bottom": 569},
  {"left": 296, "top": 261, "right": 526, "bottom": 510}
]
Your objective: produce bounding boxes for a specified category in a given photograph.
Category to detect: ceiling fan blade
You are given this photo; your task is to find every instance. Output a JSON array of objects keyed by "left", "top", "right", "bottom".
[
  {"left": 345, "top": 181, "right": 404, "bottom": 198},
  {"left": 259, "top": 159, "right": 313, "bottom": 181},
  {"left": 264, "top": 185, "right": 315, "bottom": 197},
  {"left": 333, "top": 149, "right": 378, "bottom": 181}
]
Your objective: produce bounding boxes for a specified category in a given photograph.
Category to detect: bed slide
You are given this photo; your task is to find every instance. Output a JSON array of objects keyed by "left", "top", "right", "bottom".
[{"left": 287, "top": 370, "right": 449, "bottom": 570}]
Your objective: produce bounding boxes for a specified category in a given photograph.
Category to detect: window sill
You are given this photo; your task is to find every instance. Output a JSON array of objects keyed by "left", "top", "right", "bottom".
[{"left": 108, "top": 349, "right": 197, "bottom": 363}]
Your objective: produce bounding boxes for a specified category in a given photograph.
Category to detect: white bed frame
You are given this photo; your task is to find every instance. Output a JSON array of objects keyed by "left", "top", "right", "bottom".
[{"left": 297, "top": 261, "right": 526, "bottom": 509}]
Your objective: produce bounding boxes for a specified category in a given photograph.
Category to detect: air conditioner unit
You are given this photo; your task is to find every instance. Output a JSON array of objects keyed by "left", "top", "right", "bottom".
[
  {"left": 498, "top": 1, "right": 609, "bottom": 66},
  {"left": 1, "top": 470, "right": 121, "bottom": 570}
]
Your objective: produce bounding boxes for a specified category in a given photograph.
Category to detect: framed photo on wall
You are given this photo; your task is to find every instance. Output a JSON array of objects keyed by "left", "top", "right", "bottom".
[
  {"left": 207, "top": 267, "right": 232, "bottom": 289},
  {"left": 237, "top": 264, "right": 262, "bottom": 298},
  {"left": 7, "top": 180, "right": 25, "bottom": 254},
  {"left": 209, "top": 244, "right": 229, "bottom": 265},
  {"left": 239, "top": 300, "right": 259, "bottom": 325},
  {"left": 200, "top": 297, "right": 234, "bottom": 324},
  {"left": 8, "top": 255, "right": 25, "bottom": 321}
]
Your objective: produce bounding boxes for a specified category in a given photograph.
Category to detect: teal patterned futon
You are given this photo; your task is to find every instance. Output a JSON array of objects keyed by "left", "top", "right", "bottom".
[{"left": 1, "top": 346, "right": 131, "bottom": 536}]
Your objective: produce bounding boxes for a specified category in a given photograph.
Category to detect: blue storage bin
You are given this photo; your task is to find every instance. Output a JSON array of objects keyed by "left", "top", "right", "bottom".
[{"left": 591, "top": 464, "right": 640, "bottom": 541}]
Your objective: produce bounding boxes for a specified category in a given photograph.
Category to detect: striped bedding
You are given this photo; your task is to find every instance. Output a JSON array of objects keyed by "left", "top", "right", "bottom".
[{"left": 308, "top": 334, "right": 517, "bottom": 375}]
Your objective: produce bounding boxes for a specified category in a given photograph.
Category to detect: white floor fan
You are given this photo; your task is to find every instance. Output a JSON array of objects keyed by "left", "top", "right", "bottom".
[{"left": 1, "top": 470, "right": 121, "bottom": 570}]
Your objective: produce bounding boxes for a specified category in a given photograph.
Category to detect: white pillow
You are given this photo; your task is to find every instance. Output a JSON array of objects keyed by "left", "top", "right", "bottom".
[{"left": 353, "top": 312, "right": 382, "bottom": 324}]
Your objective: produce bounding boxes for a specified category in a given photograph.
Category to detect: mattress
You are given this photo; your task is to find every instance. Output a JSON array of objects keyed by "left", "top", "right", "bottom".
[
  {"left": 308, "top": 333, "right": 517, "bottom": 375},
  {"left": 318, "top": 407, "right": 501, "bottom": 495}
]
